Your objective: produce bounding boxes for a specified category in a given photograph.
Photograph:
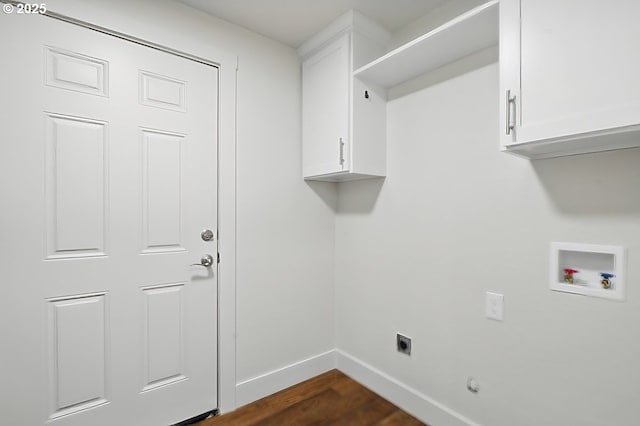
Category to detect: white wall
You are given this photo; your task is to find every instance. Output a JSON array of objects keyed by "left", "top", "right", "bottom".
[
  {"left": 45, "top": 0, "right": 336, "bottom": 408},
  {"left": 335, "top": 62, "right": 640, "bottom": 426}
]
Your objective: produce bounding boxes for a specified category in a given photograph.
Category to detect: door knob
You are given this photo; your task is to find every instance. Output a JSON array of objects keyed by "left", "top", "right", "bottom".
[{"left": 191, "top": 254, "right": 214, "bottom": 267}]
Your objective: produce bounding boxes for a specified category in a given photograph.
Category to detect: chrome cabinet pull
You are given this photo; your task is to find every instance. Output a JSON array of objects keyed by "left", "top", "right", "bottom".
[
  {"left": 505, "top": 90, "right": 516, "bottom": 135},
  {"left": 339, "top": 137, "right": 345, "bottom": 166}
]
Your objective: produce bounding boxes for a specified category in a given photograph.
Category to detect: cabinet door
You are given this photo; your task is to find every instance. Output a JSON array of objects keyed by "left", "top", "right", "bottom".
[
  {"left": 500, "top": 0, "right": 640, "bottom": 147},
  {"left": 302, "top": 34, "right": 350, "bottom": 177}
]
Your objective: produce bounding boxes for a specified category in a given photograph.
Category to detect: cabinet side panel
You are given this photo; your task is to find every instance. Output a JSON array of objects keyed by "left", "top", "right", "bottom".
[{"left": 351, "top": 78, "right": 386, "bottom": 177}]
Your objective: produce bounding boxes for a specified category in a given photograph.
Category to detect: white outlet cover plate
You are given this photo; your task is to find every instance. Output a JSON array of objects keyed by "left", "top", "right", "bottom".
[{"left": 485, "top": 291, "right": 504, "bottom": 321}]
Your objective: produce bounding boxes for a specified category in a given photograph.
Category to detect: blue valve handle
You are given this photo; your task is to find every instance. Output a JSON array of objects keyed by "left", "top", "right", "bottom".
[{"left": 600, "top": 273, "right": 615, "bottom": 279}]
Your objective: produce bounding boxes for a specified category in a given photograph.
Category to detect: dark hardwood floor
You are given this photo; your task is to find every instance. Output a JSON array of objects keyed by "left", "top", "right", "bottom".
[{"left": 197, "top": 369, "right": 426, "bottom": 426}]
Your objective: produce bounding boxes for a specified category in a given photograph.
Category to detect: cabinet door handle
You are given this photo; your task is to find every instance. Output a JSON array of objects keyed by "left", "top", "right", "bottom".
[
  {"left": 505, "top": 90, "right": 516, "bottom": 135},
  {"left": 339, "top": 137, "right": 345, "bottom": 166}
]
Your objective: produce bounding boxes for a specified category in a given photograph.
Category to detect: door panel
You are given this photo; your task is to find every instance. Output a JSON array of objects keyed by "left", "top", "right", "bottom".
[
  {"left": 141, "top": 129, "right": 185, "bottom": 253},
  {"left": 139, "top": 71, "right": 187, "bottom": 112},
  {"left": 47, "top": 293, "right": 109, "bottom": 420},
  {"left": 45, "top": 46, "right": 110, "bottom": 97},
  {"left": 45, "top": 113, "right": 108, "bottom": 258},
  {"left": 0, "top": 11, "right": 218, "bottom": 426},
  {"left": 142, "top": 283, "right": 186, "bottom": 391}
]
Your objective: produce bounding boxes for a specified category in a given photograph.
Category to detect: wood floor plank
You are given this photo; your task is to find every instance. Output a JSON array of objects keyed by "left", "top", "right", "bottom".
[
  {"left": 374, "top": 409, "right": 426, "bottom": 426},
  {"left": 200, "top": 370, "right": 341, "bottom": 426},
  {"left": 330, "top": 373, "right": 373, "bottom": 397},
  {"left": 198, "top": 369, "right": 427, "bottom": 426},
  {"left": 324, "top": 395, "right": 397, "bottom": 426},
  {"left": 307, "top": 381, "right": 379, "bottom": 426},
  {"left": 257, "top": 388, "right": 343, "bottom": 426}
]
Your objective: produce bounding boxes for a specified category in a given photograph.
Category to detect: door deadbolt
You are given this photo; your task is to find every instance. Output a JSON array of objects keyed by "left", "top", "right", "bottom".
[{"left": 201, "top": 229, "right": 214, "bottom": 241}]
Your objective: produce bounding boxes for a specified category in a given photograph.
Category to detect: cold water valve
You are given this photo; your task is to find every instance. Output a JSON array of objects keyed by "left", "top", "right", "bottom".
[{"left": 600, "top": 273, "right": 615, "bottom": 289}]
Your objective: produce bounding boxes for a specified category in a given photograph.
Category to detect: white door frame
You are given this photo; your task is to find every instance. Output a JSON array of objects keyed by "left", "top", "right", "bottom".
[{"left": 17, "top": 4, "right": 239, "bottom": 414}]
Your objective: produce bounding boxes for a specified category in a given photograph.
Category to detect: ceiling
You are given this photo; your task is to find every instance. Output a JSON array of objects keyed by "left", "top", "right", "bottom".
[{"left": 177, "top": 0, "right": 448, "bottom": 48}]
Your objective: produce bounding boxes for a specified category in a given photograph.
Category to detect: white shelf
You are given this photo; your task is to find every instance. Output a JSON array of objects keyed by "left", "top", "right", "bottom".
[{"left": 353, "top": 1, "right": 498, "bottom": 89}]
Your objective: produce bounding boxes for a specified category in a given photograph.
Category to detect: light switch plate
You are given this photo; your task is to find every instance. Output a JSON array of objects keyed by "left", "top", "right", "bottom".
[{"left": 485, "top": 292, "right": 504, "bottom": 321}]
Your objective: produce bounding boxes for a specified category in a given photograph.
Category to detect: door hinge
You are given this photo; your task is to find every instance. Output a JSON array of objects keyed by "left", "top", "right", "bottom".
[{"left": 217, "top": 252, "right": 220, "bottom": 264}]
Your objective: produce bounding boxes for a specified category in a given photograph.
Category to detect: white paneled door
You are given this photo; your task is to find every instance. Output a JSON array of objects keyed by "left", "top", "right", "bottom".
[{"left": 0, "top": 11, "right": 218, "bottom": 426}]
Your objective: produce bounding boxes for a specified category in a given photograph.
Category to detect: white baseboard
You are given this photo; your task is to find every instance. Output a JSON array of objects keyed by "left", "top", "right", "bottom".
[
  {"left": 335, "top": 350, "right": 480, "bottom": 426},
  {"left": 234, "top": 350, "right": 336, "bottom": 408}
]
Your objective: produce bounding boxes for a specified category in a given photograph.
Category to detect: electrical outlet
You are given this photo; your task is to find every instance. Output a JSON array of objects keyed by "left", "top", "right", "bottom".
[
  {"left": 485, "top": 291, "right": 504, "bottom": 321},
  {"left": 396, "top": 333, "right": 411, "bottom": 355}
]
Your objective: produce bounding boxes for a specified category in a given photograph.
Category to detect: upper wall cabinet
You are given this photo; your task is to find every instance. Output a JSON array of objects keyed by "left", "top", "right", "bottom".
[
  {"left": 299, "top": 11, "right": 389, "bottom": 182},
  {"left": 500, "top": 0, "right": 640, "bottom": 159}
]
